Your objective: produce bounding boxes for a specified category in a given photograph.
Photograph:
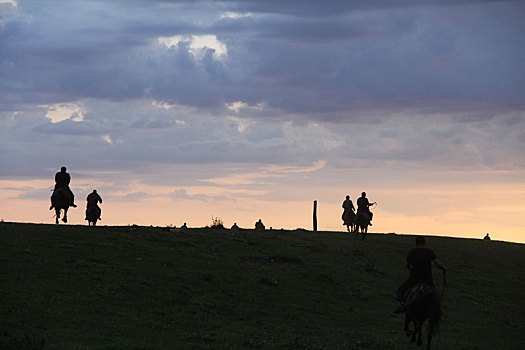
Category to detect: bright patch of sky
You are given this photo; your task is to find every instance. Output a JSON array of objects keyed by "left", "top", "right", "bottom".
[
  {"left": 205, "top": 161, "right": 326, "bottom": 186},
  {"left": 220, "top": 12, "right": 252, "bottom": 19},
  {"left": 43, "top": 103, "right": 85, "bottom": 123},
  {"left": 226, "top": 101, "right": 266, "bottom": 112},
  {"left": 0, "top": 0, "right": 17, "bottom": 7},
  {"left": 152, "top": 101, "right": 176, "bottom": 110},
  {"left": 157, "top": 35, "right": 228, "bottom": 60},
  {"left": 227, "top": 116, "right": 251, "bottom": 133},
  {"left": 101, "top": 135, "right": 113, "bottom": 144}
]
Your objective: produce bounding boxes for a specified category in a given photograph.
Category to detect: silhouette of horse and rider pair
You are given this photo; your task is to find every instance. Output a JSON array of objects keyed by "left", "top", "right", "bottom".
[
  {"left": 395, "top": 236, "right": 447, "bottom": 350},
  {"left": 49, "top": 167, "right": 102, "bottom": 226},
  {"left": 342, "top": 192, "right": 375, "bottom": 239}
]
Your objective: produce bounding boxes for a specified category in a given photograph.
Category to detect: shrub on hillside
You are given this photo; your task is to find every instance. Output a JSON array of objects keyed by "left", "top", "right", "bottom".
[{"left": 211, "top": 216, "right": 225, "bottom": 229}]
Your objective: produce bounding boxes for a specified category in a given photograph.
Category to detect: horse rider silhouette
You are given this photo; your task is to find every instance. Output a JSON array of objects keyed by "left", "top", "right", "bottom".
[
  {"left": 85, "top": 189, "right": 103, "bottom": 221},
  {"left": 342, "top": 195, "right": 356, "bottom": 230},
  {"left": 394, "top": 236, "right": 447, "bottom": 314},
  {"left": 356, "top": 192, "right": 375, "bottom": 226},
  {"left": 50, "top": 166, "right": 77, "bottom": 210}
]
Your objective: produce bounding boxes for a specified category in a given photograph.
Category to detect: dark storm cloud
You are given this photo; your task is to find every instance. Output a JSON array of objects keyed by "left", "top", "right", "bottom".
[
  {"left": 213, "top": 14, "right": 376, "bottom": 42},
  {"left": 1, "top": 0, "right": 523, "bottom": 116},
  {"left": 151, "top": 0, "right": 508, "bottom": 17}
]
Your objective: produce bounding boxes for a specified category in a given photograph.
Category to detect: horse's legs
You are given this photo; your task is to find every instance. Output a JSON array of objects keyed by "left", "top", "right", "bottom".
[
  {"left": 55, "top": 208, "right": 60, "bottom": 224},
  {"left": 62, "top": 208, "right": 68, "bottom": 223},
  {"left": 416, "top": 321, "right": 423, "bottom": 346},
  {"left": 412, "top": 321, "right": 420, "bottom": 344},
  {"left": 404, "top": 314, "right": 411, "bottom": 337},
  {"left": 427, "top": 330, "right": 432, "bottom": 350}
]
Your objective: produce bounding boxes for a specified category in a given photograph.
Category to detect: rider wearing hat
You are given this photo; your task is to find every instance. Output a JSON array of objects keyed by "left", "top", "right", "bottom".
[{"left": 356, "top": 192, "right": 375, "bottom": 225}]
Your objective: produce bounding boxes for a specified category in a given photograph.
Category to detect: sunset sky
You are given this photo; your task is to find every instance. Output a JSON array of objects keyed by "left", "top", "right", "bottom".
[{"left": 1, "top": 0, "right": 524, "bottom": 243}]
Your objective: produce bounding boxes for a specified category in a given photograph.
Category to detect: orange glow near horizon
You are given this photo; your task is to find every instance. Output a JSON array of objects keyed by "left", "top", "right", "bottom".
[{"left": 1, "top": 177, "right": 523, "bottom": 244}]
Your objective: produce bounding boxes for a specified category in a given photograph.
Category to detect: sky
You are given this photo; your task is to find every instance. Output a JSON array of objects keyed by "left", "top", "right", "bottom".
[{"left": 0, "top": 0, "right": 524, "bottom": 243}]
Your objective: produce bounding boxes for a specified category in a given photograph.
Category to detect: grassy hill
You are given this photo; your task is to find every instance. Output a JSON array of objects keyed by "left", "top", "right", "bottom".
[{"left": 1, "top": 222, "right": 524, "bottom": 349}]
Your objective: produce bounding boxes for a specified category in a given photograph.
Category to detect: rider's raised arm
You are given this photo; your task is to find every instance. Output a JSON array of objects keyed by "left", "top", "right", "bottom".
[{"left": 433, "top": 258, "right": 447, "bottom": 271}]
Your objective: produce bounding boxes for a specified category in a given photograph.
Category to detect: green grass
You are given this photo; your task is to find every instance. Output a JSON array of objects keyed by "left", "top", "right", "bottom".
[{"left": 1, "top": 222, "right": 524, "bottom": 349}]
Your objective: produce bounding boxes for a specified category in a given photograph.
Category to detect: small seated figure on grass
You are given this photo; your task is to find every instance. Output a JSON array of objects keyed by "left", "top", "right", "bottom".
[
  {"left": 231, "top": 222, "right": 239, "bottom": 235},
  {"left": 255, "top": 219, "right": 265, "bottom": 231},
  {"left": 483, "top": 233, "right": 491, "bottom": 241},
  {"left": 181, "top": 222, "right": 188, "bottom": 232}
]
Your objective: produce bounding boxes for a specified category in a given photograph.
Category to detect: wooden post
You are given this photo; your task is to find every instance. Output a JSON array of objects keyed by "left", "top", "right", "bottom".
[{"left": 313, "top": 200, "right": 318, "bottom": 232}]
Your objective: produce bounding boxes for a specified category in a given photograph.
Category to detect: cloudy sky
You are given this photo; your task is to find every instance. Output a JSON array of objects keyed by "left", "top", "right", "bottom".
[{"left": 1, "top": 0, "right": 524, "bottom": 242}]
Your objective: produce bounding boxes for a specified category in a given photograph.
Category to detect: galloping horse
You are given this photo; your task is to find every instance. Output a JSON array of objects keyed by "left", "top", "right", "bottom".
[
  {"left": 51, "top": 187, "right": 72, "bottom": 224},
  {"left": 342, "top": 210, "right": 356, "bottom": 232},
  {"left": 86, "top": 206, "right": 101, "bottom": 226},
  {"left": 403, "top": 284, "right": 442, "bottom": 350},
  {"left": 354, "top": 211, "right": 370, "bottom": 239}
]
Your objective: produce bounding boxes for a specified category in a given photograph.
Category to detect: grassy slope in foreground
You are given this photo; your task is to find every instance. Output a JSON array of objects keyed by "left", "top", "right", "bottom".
[{"left": 1, "top": 222, "right": 524, "bottom": 350}]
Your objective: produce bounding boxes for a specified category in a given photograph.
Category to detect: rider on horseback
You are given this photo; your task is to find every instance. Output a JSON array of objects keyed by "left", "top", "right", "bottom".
[
  {"left": 85, "top": 189, "right": 103, "bottom": 221},
  {"left": 50, "top": 166, "right": 77, "bottom": 210},
  {"left": 394, "top": 236, "right": 447, "bottom": 314},
  {"left": 342, "top": 195, "right": 355, "bottom": 219},
  {"left": 356, "top": 192, "right": 375, "bottom": 226},
  {"left": 342, "top": 195, "right": 355, "bottom": 213}
]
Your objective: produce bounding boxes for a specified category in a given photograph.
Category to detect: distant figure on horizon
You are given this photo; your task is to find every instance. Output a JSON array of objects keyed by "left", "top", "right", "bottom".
[
  {"left": 342, "top": 195, "right": 356, "bottom": 231},
  {"left": 181, "top": 222, "right": 188, "bottom": 231},
  {"left": 484, "top": 233, "right": 491, "bottom": 241},
  {"left": 394, "top": 236, "right": 447, "bottom": 314},
  {"left": 231, "top": 222, "right": 239, "bottom": 230},
  {"left": 255, "top": 219, "right": 265, "bottom": 231},
  {"left": 356, "top": 192, "right": 375, "bottom": 226},
  {"left": 50, "top": 166, "right": 77, "bottom": 210},
  {"left": 85, "top": 189, "right": 103, "bottom": 223}
]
